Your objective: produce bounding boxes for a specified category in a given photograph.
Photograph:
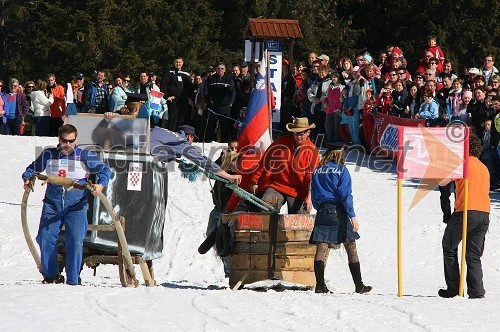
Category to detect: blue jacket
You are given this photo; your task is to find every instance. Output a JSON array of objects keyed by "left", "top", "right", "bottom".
[
  {"left": 418, "top": 99, "right": 439, "bottom": 119},
  {"left": 22, "top": 147, "right": 111, "bottom": 211},
  {"left": 311, "top": 162, "right": 356, "bottom": 218},
  {"left": 83, "top": 81, "right": 109, "bottom": 112},
  {"left": 149, "top": 127, "right": 220, "bottom": 173}
]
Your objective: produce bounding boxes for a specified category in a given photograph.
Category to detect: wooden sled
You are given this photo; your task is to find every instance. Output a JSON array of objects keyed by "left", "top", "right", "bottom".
[{"left": 222, "top": 212, "right": 316, "bottom": 290}]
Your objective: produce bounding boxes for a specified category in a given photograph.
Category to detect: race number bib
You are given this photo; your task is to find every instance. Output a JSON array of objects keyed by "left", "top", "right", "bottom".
[{"left": 46, "top": 158, "right": 89, "bottom": 180}]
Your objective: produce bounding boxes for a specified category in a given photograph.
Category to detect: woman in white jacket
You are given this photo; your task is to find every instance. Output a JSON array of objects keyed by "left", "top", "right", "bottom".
[
  {"left": 308, "top": 65, "right": 331, "bottom": 139},
  {"left": 30, "top": 79, "right": 54, "bottom": 136}
]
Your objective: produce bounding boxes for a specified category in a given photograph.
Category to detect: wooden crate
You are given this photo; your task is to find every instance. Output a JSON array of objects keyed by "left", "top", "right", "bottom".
[{"left": 223, "top": 213, "right": 316, "bottom": 289}]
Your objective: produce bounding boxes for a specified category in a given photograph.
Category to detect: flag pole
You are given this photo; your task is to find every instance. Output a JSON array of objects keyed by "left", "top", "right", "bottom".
[
  {"left": 458, "top": 180, "right": 469, "bottom": 297},
  {"left": 458, "top": 127, "right": 470, "bottom": 297},
  {"left": 396, "top": 126, "right": 404, "bottom": 298},
  {"left": 397, "top": 178, "right": 403, "bottom": 297},
  {"left": 265, "top": 50, "right": 273, "bottom": 140}
]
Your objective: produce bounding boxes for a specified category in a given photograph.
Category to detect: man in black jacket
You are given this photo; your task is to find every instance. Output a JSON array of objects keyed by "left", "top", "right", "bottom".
[
  {"left": 204, "top": 63, "right": 236, "bottom": 143},
  {"left": 160, "top": 57, "right": 194, "bottom": 131}
]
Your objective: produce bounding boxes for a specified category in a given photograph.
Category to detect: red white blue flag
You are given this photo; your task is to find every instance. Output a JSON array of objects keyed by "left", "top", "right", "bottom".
[
  {"left": 238, "top": 51, "right": 273, "bottom": 152},
  {"left": 149, "top": 90, "right": 164, "bottom": 111}
]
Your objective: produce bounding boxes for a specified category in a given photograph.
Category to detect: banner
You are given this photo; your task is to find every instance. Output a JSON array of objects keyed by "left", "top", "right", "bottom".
[
  {"left": 397, "top": 126, "right": 469, "bottom": 180},
  {"left": 371, "top": 112, "right": 426, "bottom": 157},
  {"left": 264, "top": 40, "right": 282, "bottom": 124}
]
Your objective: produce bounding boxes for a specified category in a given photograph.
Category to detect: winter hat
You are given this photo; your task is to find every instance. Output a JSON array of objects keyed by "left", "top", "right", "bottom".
[
  {"left": 463, "top": 91, "right": 473, "bottom": 99},
  {"left": 392, "top": 47, "right": 402, "bottom": 55},
  {"left": 366, "top": 89, "right": 374, "bottom": 95},
  {"left": 364, "top": 54, "right": 373, "bottom": 63},
  {"left": 468, "top": 68, "right": 480, "bottom": 75}
]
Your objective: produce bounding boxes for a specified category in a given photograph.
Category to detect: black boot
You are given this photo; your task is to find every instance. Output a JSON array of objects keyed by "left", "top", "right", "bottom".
[
  {"left": 42, "top": 275, "right": 65, "bottom": 284},
  {"left": 348, "top": 262, "right": 372, "bottom": 294},
  {"left": 314, "top": 261, "right": 330, "bottom": 293}
]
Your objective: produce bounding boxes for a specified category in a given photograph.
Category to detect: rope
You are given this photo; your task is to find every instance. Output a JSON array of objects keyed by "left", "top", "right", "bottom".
[{"left": 175, "top": 158, "right": 277, "bottom": 213}]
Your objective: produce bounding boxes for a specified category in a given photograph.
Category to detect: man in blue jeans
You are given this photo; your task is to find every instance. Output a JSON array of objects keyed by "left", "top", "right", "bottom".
[{"left": 23, "top": 124, "right": 111, "bottom": 285}]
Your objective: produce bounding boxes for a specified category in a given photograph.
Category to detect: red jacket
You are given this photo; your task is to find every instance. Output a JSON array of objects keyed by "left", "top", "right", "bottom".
[
  {"left": 49, "top": 84, "right": 66, "bottom": 118},
  {"left": 250, "top": 135, "right": 320, "bottom": 200}
]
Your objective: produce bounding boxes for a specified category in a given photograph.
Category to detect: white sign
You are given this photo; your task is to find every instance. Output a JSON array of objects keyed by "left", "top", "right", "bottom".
[
  {"left": 244, "top": 40, "right": 261, "bottom": 62},
  {"left": 268, "top": 48, "right": 282, "bottom": 123}
]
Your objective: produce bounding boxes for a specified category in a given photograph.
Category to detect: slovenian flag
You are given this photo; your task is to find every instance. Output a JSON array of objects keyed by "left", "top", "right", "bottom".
[
  {"left": 238, "top": 51, "right": 273, "bottom": 152},
  {"left": 150, "top": 90, "right": 164, "bottom": 111}
]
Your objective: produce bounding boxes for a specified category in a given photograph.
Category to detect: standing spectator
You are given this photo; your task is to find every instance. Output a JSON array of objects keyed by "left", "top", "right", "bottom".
[
  {"left": 46, "top": 74, "right": 66, "bottom": 137},
  {"left": 438, "top": 134, "right": 490, "bottom": 299},
  {"left": 308, "top": 53, "right": 318, "bottom": 66},
  {"left": 0, "top": 81, "right": 10, "bottom": 135},
  {"left": 74, "top": 72, "right": 87, "bottom": 112},
  {"left": 309, "top": 144, "right": 372, "bottom": 294},
  {"left": 83, "top": 70, "right": 109, "bottom": 114},
  {"left": 204, "top": 63, "right": 236, "bottom": 142},
  {"left": 307, "top": 65, "right": 331, "bottom": 139},
  {"left": 161, "top": 57, "right": 194, "bottom": 131},
  {"left": 362, "top": 89, "right": 377, "bottom": 148},
  {"left": 468, "top": 86, "right": 488, "bottom": 137},
  {"left": 403, "top": 84, "right": 421, "bottom": 118},
  {"left": 6, "top": 78, "right": 30, "bottom": 135},
  {"left": 416, "top": 91, "right": 439, "bottom": 120},
  {"left": 22, "top": 124, "right": 111, "bottom": 285},
  {"left": 440, "top": 60, "right": 457, "bottom": 81},
  {"left": 31, "top": 79, "right": 54, "bottom": 136},
  {"left": 250, "top": 117, "right": 320, "bottom": 214},
  {"left": 280, "top": 59, "right": 296, "bottom": 133},
  {"left": 109, "top": 73, "right": 129, "bottom": 113},
  {"left": 148, "top": 71, "right": 159, "bottom": 89},
  {"left": 323, "top": 72, "right": 344, "bottom": 143},
  {"left": 391, "top": 80, "right": 408, "bottom": 116},
  {"left": 239, "top": 61, "right": 251, "bottom": 82},
  {"left": 424, "top": 35, "right": 445, "bottom": 71},
  {"left": 481, "top": 55, "right": 498, "bottom": 87}
]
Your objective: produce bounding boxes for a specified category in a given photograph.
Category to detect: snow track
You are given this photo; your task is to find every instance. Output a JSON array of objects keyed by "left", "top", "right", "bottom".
[{"left": 1, "top": 137, "right": 499, "bottom": 331}]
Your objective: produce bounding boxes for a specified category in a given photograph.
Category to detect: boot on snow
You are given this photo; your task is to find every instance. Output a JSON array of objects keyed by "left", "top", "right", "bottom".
[
  {"left": 42, "top": 275, "right": 65, "bottom": 284},
  {"left": 314, "top": 261, "right": 330, "bottom": 293},
  {"left": 348, "top": 262, "right": 372, "bottom": 294}
]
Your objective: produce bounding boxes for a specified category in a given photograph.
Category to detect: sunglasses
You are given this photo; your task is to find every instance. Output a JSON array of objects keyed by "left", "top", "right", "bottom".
[
  {"left": 10, "top": 84, "right": 19, "bottom": 88},
  {"left": 76, "top": 78, "right": 83, "bottom": 81},
  {"left": 293, "top": 131, "right": 308, "bottom": 136},
  {"left": 26, "top": 86, "right": 35, "bottom": 89},
  {"left": 217, "top": 67, "right": 225, "bottom": 70},
  {"left": 424, "top": 73, "right": 432, "bottom": 76},
  {"left": 397, "top": 72, "right": 405, "bottom": 75},
  {"left": 123, "top": 79, "right": 130, "bottom": 82},
  {"left": 429, "top": 62, "right": 437, "bottom": 65},
  {"left": 390, "top": 74, "right": 397, "bottom": 76},
  {"left": 59, "top": 137, "right": 76, "bottom": 144},
  {"left": 312, "top": 66, "right": 320, "bottom": 68}
]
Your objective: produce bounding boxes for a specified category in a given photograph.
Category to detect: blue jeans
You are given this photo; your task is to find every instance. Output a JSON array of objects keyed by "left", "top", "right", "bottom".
[{"left": 36, "top": 203, "right": 88, "bottom": 285}]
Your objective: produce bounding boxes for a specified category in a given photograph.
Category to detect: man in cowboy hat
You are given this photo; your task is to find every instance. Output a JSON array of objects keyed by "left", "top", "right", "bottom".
[{"left": 250, "top": 117, "right": 320, "bottom": 213}]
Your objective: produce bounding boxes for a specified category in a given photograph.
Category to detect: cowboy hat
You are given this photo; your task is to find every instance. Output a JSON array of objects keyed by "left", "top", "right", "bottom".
[
  {"left": 220, "top": 150, "right": 239, "bottom": 171},
  {"left": 286, "top": 117, "right": 316, "bottom": 133}
]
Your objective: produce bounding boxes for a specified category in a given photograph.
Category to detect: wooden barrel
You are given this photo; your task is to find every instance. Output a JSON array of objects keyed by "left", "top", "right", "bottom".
[{"left": 223, "top": 213, "right": 316, "bottom": 288}]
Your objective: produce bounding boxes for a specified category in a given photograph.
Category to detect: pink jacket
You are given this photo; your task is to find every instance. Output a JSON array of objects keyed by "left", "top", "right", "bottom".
[{"left": 323, "top": 84, "right": 344, "bottom": 115}]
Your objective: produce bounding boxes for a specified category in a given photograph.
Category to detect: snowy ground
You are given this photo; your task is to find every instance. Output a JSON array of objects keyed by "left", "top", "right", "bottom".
[{"left": 1, "top": 135, "right": 499, "bottom": 332}]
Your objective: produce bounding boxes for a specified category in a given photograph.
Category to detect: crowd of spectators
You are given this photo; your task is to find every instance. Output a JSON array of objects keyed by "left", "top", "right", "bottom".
[{"left": 0, "top": 36, "right": 498, "bottom": 188}]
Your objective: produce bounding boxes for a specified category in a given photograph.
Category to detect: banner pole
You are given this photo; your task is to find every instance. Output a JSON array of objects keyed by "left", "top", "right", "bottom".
[
  {"left": 265, "top": 50, "right": 273, "bottom": 140},
  {"left": 397, "top": 178, "right": 403, "bottom": 297},
  {"left": 458, "top": 178, "right": 469, "bottom": 297}
]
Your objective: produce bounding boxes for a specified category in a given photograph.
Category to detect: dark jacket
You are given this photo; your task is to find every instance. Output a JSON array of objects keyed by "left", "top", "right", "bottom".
[
  {"left": 161, "top": 68, "right": 193, "bottom": 100},
  {"left": 204, "top": 74, "right": 236, "bottom": 109}
]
